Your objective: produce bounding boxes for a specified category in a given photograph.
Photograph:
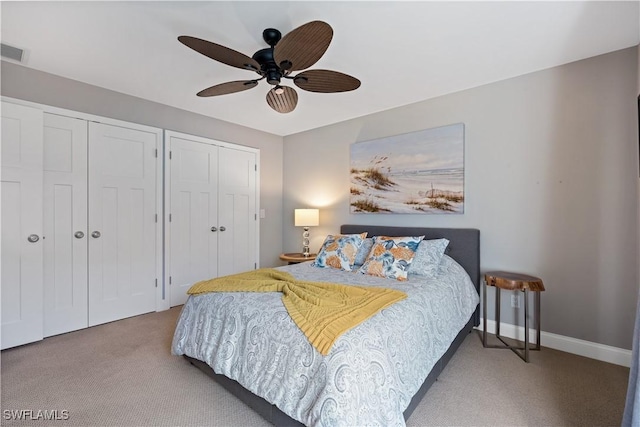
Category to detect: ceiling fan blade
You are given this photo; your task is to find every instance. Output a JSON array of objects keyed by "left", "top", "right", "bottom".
[
  {"left": 178, "top": 36, "right": 260, "bottom": 72},
  {"left": 197, "top": 80, "right": 258, "bottom": 97},
  {"left": 274, "top": 21, "right": 333, "bottom": 72},
  {"left": 293, "top": 70, "right": 361, "bottom": 93},
  {"left": 266, "top": 86, "right": 298, "bottom": 113}
]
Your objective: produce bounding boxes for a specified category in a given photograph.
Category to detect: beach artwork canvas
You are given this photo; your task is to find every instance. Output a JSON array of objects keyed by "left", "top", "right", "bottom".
[{"left": 350, "top": 123, "right": 464, "bottom": 214}]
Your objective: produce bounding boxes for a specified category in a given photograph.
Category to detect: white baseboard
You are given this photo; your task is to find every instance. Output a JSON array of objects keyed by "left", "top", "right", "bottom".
[{"left": 476, "top": 319, "right": 632, "bottom": 368}]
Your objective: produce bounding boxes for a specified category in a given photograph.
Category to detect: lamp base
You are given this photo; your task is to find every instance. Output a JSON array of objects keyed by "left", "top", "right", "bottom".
[{"left": 302, "top": 227, "right": 310, "bottom": 257}]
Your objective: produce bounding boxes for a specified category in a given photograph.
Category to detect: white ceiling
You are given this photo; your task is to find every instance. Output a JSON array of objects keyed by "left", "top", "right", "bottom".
[{"left": 2, "top": 1, "right": 639, "bottom": 136}]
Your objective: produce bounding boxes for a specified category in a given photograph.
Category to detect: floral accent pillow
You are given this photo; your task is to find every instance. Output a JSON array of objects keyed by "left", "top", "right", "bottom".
[
  {"left": 407, "top": 238, "right": 450, "bottom": 278},
  {"left": 358, "top": 235, "right": 424, "bottom": 281},
  {"left": 312, "top": 233, "right": 368, "bottom": 271}
]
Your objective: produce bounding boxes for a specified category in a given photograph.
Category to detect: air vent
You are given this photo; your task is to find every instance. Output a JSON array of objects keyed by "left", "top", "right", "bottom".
[{"left": 1, "top": 43, "right": 24, "bottom": 62}]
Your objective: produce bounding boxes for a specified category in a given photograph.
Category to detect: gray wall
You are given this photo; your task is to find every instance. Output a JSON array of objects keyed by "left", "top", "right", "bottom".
[
  {"left": 283, "top": 47, "right": 639, "bottom": 350},
  {"left": 1, "top": 61, "right": 284, "bottom": 269}
]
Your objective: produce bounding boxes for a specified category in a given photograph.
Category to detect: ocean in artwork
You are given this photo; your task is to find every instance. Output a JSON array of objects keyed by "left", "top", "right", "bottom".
[{"left": 350, "top": 124, "right": 464, "bottom": 214}]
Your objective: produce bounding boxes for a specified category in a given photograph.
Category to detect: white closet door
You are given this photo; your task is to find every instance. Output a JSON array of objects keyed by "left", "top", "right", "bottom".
[
  {"left": 88, "top": 122, "right": 157, "bottom": 326},
  {"left": 168, "top": 136, "right": 219, "bottom": 307},
  {"left": 218, "top": 147, "right": 257, "bottom": 277},
  {"left": 43, "top": 113, "right": 88, "bottom": 337},
  {"left": 1, "top": 102, "right": 44, "bottom": 349}
]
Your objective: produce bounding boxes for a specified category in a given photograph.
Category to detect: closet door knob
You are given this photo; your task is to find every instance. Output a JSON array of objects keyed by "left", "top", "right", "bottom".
[
  {"left": 27, "top": 234, "right": 40, "bottom": 243},
  {"left": 210, "top": 226, "right": 217, "bottom": 232},
  {"left": 74, "top": 231, "right": 85, "bottom": 239},
  {"left": 219, "top": 226, "right": 226, "bottom": 232},
  {"left": 91, "top": 231, "right": 101, "bottom": 239}
]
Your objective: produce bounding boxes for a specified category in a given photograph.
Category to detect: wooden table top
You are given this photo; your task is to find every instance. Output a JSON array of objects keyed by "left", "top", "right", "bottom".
[
  {"left": 279, "top": 253, "right": 317, "bottom": 262},
  {"left": 484, "top": 271, "right": 545, "bottom": 292}
]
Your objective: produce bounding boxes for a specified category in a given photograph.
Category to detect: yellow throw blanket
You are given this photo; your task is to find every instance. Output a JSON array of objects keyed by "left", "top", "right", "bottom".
[{"left": 187, "top": 268, "right": 407, "bottom": 355}]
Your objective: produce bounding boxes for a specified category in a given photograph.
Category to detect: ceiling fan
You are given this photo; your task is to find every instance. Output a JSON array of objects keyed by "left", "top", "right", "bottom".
[{"left": 178, "top": 20, "right": 361, "bottom": 113}]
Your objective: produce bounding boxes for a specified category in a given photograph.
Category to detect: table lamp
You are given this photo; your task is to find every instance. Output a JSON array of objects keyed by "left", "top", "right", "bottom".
[{"left": 294, "top": 208, "right": 319, "bottom": 257}]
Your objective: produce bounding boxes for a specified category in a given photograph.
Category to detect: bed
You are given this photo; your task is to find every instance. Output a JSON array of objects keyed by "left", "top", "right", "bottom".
[{"left": 172, "top": 224, "right": 480, "bottom": 426}]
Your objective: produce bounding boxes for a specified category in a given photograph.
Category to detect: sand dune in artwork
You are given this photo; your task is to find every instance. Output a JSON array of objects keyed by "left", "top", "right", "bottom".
[{"left": 350, "top": 165, "right": 464, "bottom": 214}]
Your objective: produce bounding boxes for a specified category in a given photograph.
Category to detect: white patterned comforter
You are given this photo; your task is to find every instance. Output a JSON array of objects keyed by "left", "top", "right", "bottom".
[{"left": 171, "top": 255, "right": 479, "bottom": 427}]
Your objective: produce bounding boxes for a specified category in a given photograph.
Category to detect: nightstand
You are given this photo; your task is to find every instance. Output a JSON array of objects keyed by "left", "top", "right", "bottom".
[
  {"left": 279, "top": 253, "right": 317, "bottom": 264},
  {"left": 483, "top": 271, "right": 545, "bottom": 362}
]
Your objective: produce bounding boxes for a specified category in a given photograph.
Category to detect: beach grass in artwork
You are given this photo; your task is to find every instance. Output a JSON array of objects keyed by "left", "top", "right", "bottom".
[{"left": 350, "top": 123, "right": 464, "bottom": 214}]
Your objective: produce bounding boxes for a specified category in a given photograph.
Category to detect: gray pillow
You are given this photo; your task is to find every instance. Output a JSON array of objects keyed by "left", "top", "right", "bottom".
[
  {"left": 407, "top": 238, "right": 450, "bottom": 277},
  {"left": 353, "top": 237, "right": 374, "bottom": 267}
]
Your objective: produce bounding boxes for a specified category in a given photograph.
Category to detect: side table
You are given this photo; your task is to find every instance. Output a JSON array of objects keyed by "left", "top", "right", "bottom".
[
  {"left": 483, "top": 271, "right": 545, "bottom": 362},
  {"left": 279, "top": 253, "right": 317, "bottom": 265}
]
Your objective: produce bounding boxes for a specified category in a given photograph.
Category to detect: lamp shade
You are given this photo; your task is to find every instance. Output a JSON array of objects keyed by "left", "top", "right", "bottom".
[{"left": 294, "top": 209, "right": 319, "bottom": 227}]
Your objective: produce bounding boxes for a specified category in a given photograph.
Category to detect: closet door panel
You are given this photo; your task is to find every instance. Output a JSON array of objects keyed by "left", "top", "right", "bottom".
[
  {"left": 88, "top": 123, "right": 157, "bottom": 326},
  {"left": 43, "top": 114, "right": 88, "bottom": 337},
  {"left": 218, "top": 147, "right": 257, "bottom": 277},
  {"left": 169, "top": 136, "right": 218, "bottom": 307},
  {"left": 1, "top": 102, "right": 44, "bottom": 350}
]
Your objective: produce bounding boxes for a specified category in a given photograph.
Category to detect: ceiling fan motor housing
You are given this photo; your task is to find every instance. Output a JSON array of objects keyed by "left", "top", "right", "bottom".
[{"left": 252, "top": 47, "right": 282, "bottom": 85}]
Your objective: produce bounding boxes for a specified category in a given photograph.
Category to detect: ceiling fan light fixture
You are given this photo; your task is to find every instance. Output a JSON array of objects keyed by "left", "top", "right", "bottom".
[{"left": 266, "top": 85, "right": 298, "bottom": 113}]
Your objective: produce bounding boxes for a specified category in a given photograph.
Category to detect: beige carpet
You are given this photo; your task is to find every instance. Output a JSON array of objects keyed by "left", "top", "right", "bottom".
[{"left": 1, "top": 307, "right": 630, "bottom": 426}]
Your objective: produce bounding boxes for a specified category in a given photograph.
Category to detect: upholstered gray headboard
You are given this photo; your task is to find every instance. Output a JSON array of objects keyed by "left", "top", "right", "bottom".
[{"left": 340, "top": 224, "right": 480, "bottom": 326}]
